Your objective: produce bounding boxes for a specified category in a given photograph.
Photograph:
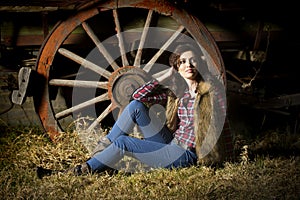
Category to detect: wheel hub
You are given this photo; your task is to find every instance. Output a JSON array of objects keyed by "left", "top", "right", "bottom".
[{"left": 107, "top": 66, "right": 149, "bottom": 107}]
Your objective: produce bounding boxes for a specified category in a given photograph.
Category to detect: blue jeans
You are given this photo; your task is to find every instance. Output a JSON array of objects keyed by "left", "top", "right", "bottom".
[{"left": 87, "top": 100, "right": 197, "bottom": 172}]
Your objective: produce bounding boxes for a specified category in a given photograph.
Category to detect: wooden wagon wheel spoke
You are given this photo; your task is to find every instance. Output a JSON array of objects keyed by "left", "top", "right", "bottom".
[
  {"left": 112, "top": 9, "right": 129, "bottom": 67},
  {"left": 55, "top": 92, "right": 109, "bottom": 119},
  {"left": 49, "top": 79, "right": 108, "bottom": 89},
  {"left": 86, "top": 103, "right": 112, "bottom": 133},
  {"left": 143, "top": 25, "right": 185, "bottom": 73},
  {"left": 151, "top": 68, "right": 170, "bottom": 79},
  {"left": 58, "top": 48, "right": 111, "bottom": 79},
  {"left": 82, "top": 22, "right": 119, "bottom": 71},
  {"left": 133, "top": 10, "right": 153, "bottom": 67}
]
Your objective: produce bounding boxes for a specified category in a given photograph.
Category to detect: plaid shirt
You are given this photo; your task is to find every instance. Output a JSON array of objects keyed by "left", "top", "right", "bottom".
[
  {"left": 132, "top": 80, "right": 196, "bottom": 148},
  {"left": 132, "top": 80, "right": 168, "bottom": 106},
  {"left": 173, "top": 91, "right": 196, "bottom": 148}
]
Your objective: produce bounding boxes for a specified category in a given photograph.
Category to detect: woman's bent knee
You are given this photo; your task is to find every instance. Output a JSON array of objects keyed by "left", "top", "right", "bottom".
[
  {"left": 113, "top": 135, "right": 128, "bottom": 149},
  {"left": 128, "top": 100, "right": 146, "bottom": 109}
]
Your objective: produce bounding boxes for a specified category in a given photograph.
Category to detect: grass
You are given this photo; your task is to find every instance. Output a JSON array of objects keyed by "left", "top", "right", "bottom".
[{"left": 0, "top": 125, "right": 299, "bottom": 199}]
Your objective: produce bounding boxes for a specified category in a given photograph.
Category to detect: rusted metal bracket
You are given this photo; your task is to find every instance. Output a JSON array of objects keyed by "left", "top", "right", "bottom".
[{"left": 11, "top": 67, "right": 32, "bottom": 105}]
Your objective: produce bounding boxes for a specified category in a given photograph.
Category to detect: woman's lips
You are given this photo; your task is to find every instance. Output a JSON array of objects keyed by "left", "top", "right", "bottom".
[{"left": 185, "top": 69, "right": 194, "bottom": 73}]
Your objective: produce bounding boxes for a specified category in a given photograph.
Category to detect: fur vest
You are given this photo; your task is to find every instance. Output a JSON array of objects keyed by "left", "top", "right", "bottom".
[{"left": 165, "top": 80, "right": 232, "bottom": 165}]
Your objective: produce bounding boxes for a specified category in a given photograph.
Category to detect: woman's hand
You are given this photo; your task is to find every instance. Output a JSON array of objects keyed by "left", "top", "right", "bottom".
[{"left": 152, "top": 67, "right": 187, "bottom": 96}]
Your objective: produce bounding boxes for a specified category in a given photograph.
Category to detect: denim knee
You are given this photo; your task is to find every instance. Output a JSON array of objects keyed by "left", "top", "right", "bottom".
[
  {"left": 128, "top": 100, "right": 146, "bottom": 110},
  {"left": 113, "top": 135, "right": 128, "bottom": 151}
]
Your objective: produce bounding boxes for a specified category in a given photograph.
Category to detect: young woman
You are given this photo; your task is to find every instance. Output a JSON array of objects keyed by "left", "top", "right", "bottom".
[{"left": 72, "top": 43, "right": 233, "bottom": 175}]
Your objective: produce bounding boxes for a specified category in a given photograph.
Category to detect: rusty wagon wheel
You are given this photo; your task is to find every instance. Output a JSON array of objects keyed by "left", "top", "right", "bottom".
[{"left": 34, "top": 0, "right": 226, "bottom": 141}]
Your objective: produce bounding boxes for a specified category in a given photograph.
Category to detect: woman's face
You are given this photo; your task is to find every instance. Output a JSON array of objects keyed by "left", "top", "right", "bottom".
[{"left": 177, "top": 50, "right": 199, "bottom": 80}]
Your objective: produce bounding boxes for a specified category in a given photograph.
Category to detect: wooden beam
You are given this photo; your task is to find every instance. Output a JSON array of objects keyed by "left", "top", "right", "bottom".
[{"left": 1, "top": 30, "right": 283, "bottom": 47}]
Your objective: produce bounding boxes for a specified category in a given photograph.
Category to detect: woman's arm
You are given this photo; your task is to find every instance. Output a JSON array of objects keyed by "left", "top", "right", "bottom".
[
  {"left": 153, "top": 67, "right": 187, "bottom": 97},
  {"left": 132, "top": 67, "right": 177, "bottom": 104},
  {"left": 132, "top": 80, "right": 167, "bottom": 104}
]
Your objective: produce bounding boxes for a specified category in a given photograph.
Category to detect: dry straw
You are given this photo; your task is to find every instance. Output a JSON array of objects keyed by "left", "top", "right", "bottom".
[{"left": 0, "top": 126, "right": 299, "bottom": 199}]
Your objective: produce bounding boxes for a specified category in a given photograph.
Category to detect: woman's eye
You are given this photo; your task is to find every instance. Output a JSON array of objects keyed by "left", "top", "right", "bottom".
[
  {"left": 179, "top": 60, "right": 186, "bottom": 64},
  {"left": 179, "top": 58, "right": 197, "bottom": 65}
]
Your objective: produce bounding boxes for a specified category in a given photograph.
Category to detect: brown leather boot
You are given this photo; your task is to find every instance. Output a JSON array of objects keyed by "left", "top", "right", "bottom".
[
  {"left": 72, "top": 162, "right": 91, "bottom": 176},
  {"left": 37, "top": 162, "right": 92, "bottom": 178}
]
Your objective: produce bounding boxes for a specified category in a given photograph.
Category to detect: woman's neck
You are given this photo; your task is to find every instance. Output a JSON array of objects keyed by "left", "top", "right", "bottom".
[{"left": 185, "top": 79, "right": 198, "bottom": 97}]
